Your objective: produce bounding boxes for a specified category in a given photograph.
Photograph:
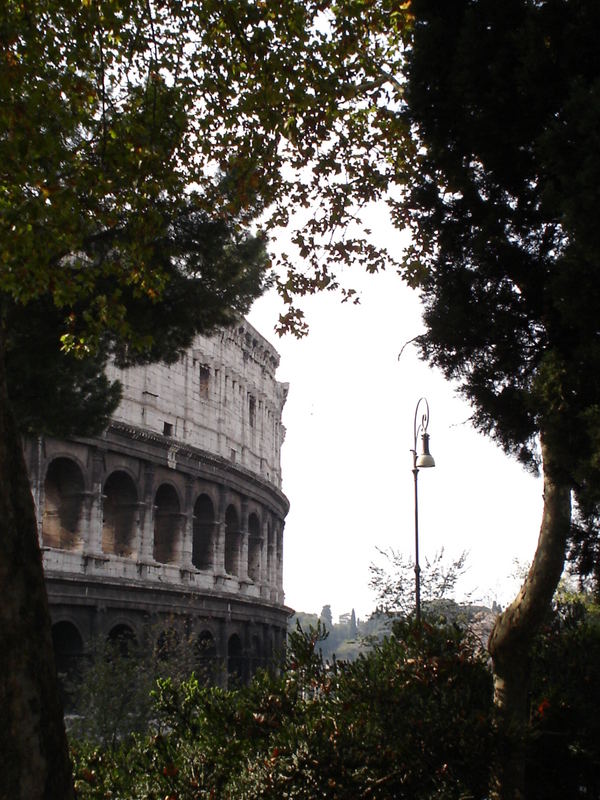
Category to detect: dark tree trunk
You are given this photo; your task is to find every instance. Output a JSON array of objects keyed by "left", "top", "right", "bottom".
[
  {"left": 488, "top": 436, "right": 571, "bottom": 800},
  {"left": 0, "top": 340, "right": 74, "bottom": 799}
]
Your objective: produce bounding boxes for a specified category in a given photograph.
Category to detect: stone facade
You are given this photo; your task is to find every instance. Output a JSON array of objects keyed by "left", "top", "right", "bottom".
[{"left": 25, "top": 319, "right": 290, "bottom": 685}]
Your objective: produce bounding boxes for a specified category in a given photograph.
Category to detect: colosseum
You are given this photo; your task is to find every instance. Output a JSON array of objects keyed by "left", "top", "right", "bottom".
[{"left": 24, "top": 319, "right": 290, "bottom": 686}]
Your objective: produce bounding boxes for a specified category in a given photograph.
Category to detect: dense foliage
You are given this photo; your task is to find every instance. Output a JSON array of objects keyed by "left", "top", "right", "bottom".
[
  {"left": 5, "top": 1, "right": 600, "bottom": 795},
  {"left": 402, "top": 0, "right": 600, "bottom": 530},
  {"left": 67, "top": 595, "right": 600, "bottom": 800},
  {"left": 71, "top": 622, "right": 494, "bottom": 800},
  {"left": 527, "top": 589, "right": 600, "bottom": 798},
  {"left": 396, "top": 4, "right": 600, "bottom": 792},
  {"left": 1, "top": 0, "right": 413, "bottom": 346}
]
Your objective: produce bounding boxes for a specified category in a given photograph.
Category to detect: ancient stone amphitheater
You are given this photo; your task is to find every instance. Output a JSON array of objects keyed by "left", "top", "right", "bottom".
[{"left": 24, "top": 319, "right": 290, "bottom": 685}]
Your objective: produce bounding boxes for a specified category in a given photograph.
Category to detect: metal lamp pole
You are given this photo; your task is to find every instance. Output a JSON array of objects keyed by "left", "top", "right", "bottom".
[{"left": 411, "top": 398, "right": 435, "bottom": 624}]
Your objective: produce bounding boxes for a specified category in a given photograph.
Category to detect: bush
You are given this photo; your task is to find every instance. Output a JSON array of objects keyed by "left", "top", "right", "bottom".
[
  {"left": 71, "top": 620, "right": 494, "bottom": 799},
  {"left": 527, "top": 592, "right": 600, "bottom": 798}
]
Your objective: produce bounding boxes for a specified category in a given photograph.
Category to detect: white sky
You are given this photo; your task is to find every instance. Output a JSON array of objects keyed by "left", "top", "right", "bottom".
[
  {"left": 245, "top": 201, "right": 546, "bottom": 623},
  {"left": 248, "top": 263, "right": 544, "bottom": 623}
]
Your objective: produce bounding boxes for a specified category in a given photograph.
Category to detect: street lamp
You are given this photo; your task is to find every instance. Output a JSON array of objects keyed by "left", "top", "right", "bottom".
[{"left": 412, "top": 397, "right": 435, "bottom": 623}]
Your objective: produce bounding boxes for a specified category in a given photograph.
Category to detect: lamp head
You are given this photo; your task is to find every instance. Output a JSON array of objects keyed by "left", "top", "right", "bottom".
[{"left": 416, "top": 432, "right": 435, "bottom": 468}]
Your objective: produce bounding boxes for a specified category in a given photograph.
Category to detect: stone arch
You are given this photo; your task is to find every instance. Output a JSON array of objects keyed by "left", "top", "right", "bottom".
[
  {"left": 194, "top": 628, "right": 217, "bottom": 684},
  {"left": 52, "top": 620, "right": 84, "bottom": 709},
  {"left": 227, "top": 633, "right": 243, "bottom": 683},
  {"left": 52, "top": 620, "right": 84, "bottom": 667},
  {"left": 102, "top": 470, "right": 138, "bottom": 557},
  {"left": 42, "top": 457, "right": 85, "bottom": 550},
  {"left": 224, "top": 505, "right": 240, "bottom": 576},
  {"left": 247, "top": 512, "right": 261, "bottom": 582},
  {"left": 153, "top": 483, "right": 181, "bottom": 564},
  {"left": 155, "top": 627, "right": 180, "bottom": 663},
  {"left": 192, "top": 493, "right": 215, "bottom": 571},
  {"left": 107, "top": 623, "right": 137, "bottom": 656}
]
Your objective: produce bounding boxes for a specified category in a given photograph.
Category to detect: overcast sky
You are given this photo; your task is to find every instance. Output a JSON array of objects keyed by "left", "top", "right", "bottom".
[{"left": 248, "top": 262, "right": 544, "bottom": 623}]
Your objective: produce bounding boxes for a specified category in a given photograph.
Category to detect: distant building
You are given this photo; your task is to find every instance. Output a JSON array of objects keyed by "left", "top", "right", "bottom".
[{"left": 24, "top": 319, "right": 290, "bottom": 685}]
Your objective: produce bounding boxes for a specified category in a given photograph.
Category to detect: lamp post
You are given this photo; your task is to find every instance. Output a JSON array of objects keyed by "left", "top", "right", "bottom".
[{"left": 411, "top": 397, "right": 435, "bottom": 624}]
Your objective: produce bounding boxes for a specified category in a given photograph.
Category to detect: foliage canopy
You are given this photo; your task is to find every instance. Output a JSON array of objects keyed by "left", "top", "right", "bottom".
[{"left": 402, "top": 0, "right": 600, "bottom": 496}]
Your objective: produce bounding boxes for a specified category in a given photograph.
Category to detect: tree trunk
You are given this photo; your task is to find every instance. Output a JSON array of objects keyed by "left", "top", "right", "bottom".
[
  {"left": 488, "top": 435, "right": 571, "bottom": 800},
  {"left": 0, "top": 341, "right": 75, "bottom": 799}
]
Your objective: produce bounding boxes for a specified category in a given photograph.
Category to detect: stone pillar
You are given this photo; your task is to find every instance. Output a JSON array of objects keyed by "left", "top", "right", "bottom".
[
  {"left": 174, "top": 511, "right": 187, "bottom": 566},
  {"left": 83, "top": 449, "right": 105, "bottom": 554},
  {"left": 215, "top": 617, "right": 228, "bottom": 688},
  {"left": 260, "top": 518, "right": 269, "bottom": 597},
  {"left": 180, "top": 476, "right": 194, "bottom": 568},
  {"left": 209, "top": 520, "right": 220, "bottom": 572},
  {"left": 255, "top": 534, "right": 264, "bottom": 585},
  {"left": 139, "top": 463, "right": 155, "bottom": 562},
  {"left": 276, "top": 522, "right": 284, "bottom": 602},
  {"left": 267, "top": 526, "right": 275, "bottom": 588},
  {"left": 213, "top": 487, "right": 227, "bottom": 576},
  {"left": 242, "top": 622, "right": 251, "bottom": 684},
  {"left": 133, "top": 501, "right": 146, "bottom": 561},
  {"left": 238, "top": 499, "right": 249, "bottom": 582},
  {"left": 32, "top": 436, "right": 44, "bottom": 546}
]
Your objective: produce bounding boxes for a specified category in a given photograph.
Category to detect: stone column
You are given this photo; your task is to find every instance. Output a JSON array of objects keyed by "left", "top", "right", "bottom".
[
  {"left": 173, "top": 511, "right": 188, "bottom": 566},
  {"left": 209, "top": 520, "right": 220, "bottom": 572},
  {"left": 238, "top": 499, "right": 249, "bottom": 583},
  {"left": 180, "top": 476, "right": 195, "bottom": 568},
  {"left": 132, "top": 500, "right": 146, "bottom": 561},
  {"left": 260, "top": 517, "right": 269, "bottom": 597},
  {"left": 267, "top": 525, "right": 275, "bottom": 588},
  {"left": 276, "top": 522, "right": 284, "bottom": 602},
  {"left": 83, "top": 449, "right": 105, "bottom": 555},
  {"left": 138, "top": 463, "right": 155, "bottom": 561},
  {"left": 213, "top": 487, "right": 227, "bottom": 576},
  {"left": 32, "top": 436, "right": 44, "bottom": 546},
  {"left": 215, "top": 617, "right": 228, "bottom": 688},
  {"left": 242, "top": 622, "right": 251, "bottom": 684}
]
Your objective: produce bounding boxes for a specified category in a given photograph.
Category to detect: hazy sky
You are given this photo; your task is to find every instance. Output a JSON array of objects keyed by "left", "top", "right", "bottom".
[{"left": 248, "top": 264, "right": 544, "bottom": 622}]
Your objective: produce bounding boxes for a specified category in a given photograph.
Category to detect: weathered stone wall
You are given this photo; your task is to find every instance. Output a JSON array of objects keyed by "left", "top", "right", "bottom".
[
  {"left": 25, "top": 319, "right": 290, "bottom": 685},
  {"left": 107, "top": 321, "right": 288, "bottom": 489}
]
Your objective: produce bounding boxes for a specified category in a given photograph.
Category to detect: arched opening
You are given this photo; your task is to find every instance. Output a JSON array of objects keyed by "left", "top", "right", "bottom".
[
  {"left": 102, "top": 471, "right": 138, "bottom": 557},
  {"left": 43, "top": 458, "right": 85, "bottom": 550},
  {"left": 227, "top": 633, "right": 243, "bottom": 684},
  {"left": 194, "top": 629, "right": 217, "bottom": 684},
  {"left": 155, "top": 628, "right": 180, "bottom": 663},
  {"left": 153, "top": 484, "right": 180, "bottom": 564},
  {"left": 52, "top": 621, "right": 84, "bottom": 710},
  {"left": 192, "top": 494, "right": 214, "bottom": 571},
  {"left": 224, "top": 505, "right": 240, "bottom": 576},
  {"left": 247, "top": 513, "right": 261, "bottom": 582},
  {"left": 107, "top": 624, "right": 137, "bottom": 657}
]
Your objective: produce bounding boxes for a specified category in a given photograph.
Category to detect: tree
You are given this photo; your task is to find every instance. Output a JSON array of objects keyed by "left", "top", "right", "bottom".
[
  {"left": 527, "top": 585, "right": 600, "bottom": 797},
  {"left": 1, "top": 1, "right": 418, "bottom": 793},
  {"left": 319, "top": 604, "right": 334, "bottom": 631},
  {"left": 370, "top": 547, "right": 470, "bottom": 619},
  {"left": 0, "top": 3, "right": 282, "bottom": 796},
  {"left": 395, "top": 1, "right": 600, "bottom": 795},
  {"left": 5, "top": 209, "right": 268, "bottom": 439},
  {"left": 349, "top": 608, "right": 358, "bottom": 638}
]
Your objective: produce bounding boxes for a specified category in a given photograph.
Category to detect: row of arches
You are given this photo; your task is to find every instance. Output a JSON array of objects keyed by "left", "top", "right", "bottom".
[
  {"left": 41, "top": 457, "right": 283, "bottom": 583},
  {"left": 51, "top": 619, "right": 275, "bottom": 692}
]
